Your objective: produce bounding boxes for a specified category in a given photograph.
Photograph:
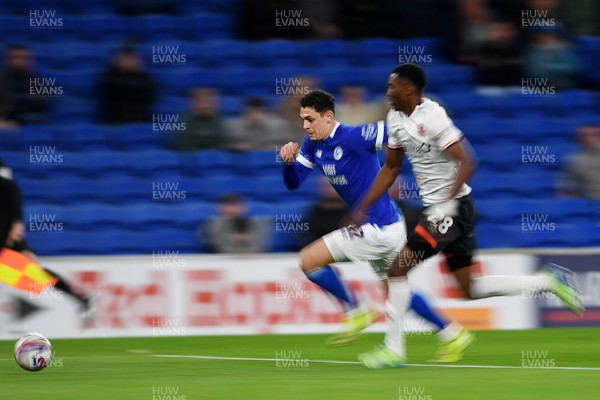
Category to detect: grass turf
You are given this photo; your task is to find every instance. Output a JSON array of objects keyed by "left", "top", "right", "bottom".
[{"left": 1, "top": 328, "right": 599, "bottom": 400}]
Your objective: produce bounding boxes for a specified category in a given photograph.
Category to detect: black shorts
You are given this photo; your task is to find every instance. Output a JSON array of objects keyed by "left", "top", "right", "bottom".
[{"left": 406, "top": 194, "right": 478, "bottom": 271}]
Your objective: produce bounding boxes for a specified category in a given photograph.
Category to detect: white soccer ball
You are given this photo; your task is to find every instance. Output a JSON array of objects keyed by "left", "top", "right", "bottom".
[{"left": 13, "top": 332, "right": 54, "bottom": 372}]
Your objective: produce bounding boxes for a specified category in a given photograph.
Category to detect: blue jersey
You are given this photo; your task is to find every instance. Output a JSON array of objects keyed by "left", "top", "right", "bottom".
[{"left": 283, "top": 121, "right": 401, "bottom": 227}]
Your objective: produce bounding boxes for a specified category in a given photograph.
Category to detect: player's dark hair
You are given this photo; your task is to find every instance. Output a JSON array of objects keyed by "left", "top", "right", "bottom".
[
  {"left": 391, "top": 63, "right": 427, "bottom": 93},
  {"left": 300, "top": 90, "right": 335, "bottom": 115}
]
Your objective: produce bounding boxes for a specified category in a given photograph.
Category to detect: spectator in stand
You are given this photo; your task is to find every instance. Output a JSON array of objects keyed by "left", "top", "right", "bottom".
[
  {"left": 454, "top": 0, "right": 493, "bottom": 65},
  {"left": 335, "top": 85, "right": 381, "bottom": 125},
  {"left": 558, "top": 125, "right": 600, "bottom": 200},
  {"left": 524, "top": 25, "right": 580, "bottom": 90},
  {"left": 204, "top": 194, "right": 271, "bottom": 253},
  {"left": 172, "top": 87, "right": 226, "bottom": 151},
  {"left": 224, "top": 97, "right": 293, "bottom": 151},
  {"left": 100, "top": 46, "right": 156, "bottom": 124},
  {"left": 477, "top": 18, "right": 523, "bottom": 86},
  {"left": 0, "top": 44, "right": 50, "bottom": 127}
]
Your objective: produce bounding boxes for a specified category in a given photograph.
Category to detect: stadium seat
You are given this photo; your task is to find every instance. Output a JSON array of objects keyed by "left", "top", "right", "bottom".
[
  {"left": 167, "top": 202, "right": 218, "bottom": 230},
  {"left": 201, "top": 40, "right": 252, "bottom": 68},
  {"left": 182, "top": 13, "right": 234, "bottom": 41},
  {"left": 26, "top": 230, "right": 95, "bottom": 256},
  {"left": 66, "top": 203, "right": 124, "bottom": 230},
  {"left": 75, "top": 14, "right": 128, "bottom": 42},
  {"left": 255, "top": 40, "right": 302, "bottom": 68},
  {"left": 57, "top": 123, "right": 108, "bottom": 151},
  {"left": 129, "top": 150, "right": 182, "bottom": 178},
  {"left": 304, "top": 40, "right": 352, "bottom": 67},
  {"left": 129, "top": 14, "right": 183, "bottom": 42},
  {"left": 54, "top": 177, "right": 101, "bottom": 204},
  {"left": 80, "top": 151, "right": 132, "bottom": 178},
  {"left": 192, "top": 150, "right": 236, "bottom": 177},
  {"left": 234, "top": 149, "right": 282, "bottom": 176},
  {"left": 91, "top": 229, "right": 148, "bottom": 254}
]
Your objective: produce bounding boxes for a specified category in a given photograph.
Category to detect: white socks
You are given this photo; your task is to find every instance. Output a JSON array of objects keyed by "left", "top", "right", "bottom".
[
  {"left": 437, "top": 321, "right": 463, "bottom": 343},
  {"left": 471, "top": 274, "right": 554, "bottom": 299},
  {"left": 384, "top": 278, "right": 411, "bottom": 358}
]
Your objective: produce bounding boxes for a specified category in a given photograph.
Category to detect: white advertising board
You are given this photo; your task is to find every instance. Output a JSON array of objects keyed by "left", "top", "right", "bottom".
[{"left": 0, "top": 252, "right": 537, "bottom": 340}]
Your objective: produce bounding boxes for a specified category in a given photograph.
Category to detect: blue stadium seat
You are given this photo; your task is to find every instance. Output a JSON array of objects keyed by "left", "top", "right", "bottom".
[
  {"left": 543, "top": 90, "right": 596, "bottom": 117},
  {"left": 202, "top": 40, "right": 252, "bottom": 68},
  {"left": 82, "top": 151, "right": 133, "bottom": 178},
  {"left": 144, "top": 228, "right": 200, "bottom": 253},
  {"left": 219, "top": 67, "right": 272, "bottom": 97},
  {"left": 66, "top": 203, "right": 124, "bottom": 230},
  {"left": 129, "top": 15, "right": 183, "bottom": 42},
  {"left": 193, "top": 150, "right": 236, "bottom": 177},
  {"left": 182, "top": 13, "right": 234, "bottom": 41},
  {"left": 55, "top": 177, "right": 100, "bottom": 204},
  {"left": 476, "top": 223, "right": 513, "bottom": 249},
  {"left": 317, "top": 66, "right": 370, "bottom": 96},
  {"left": 168, "top": 202, "right": 218, "bottom": 230},
  {"left": 193, "top": 175, "right": 241, "bottom": 201},
  {"left": 470, "top": 172, "right": 522, "bottom": 198},
  {"left": 27, "top": 230, "right": 95, "bottom": 256},
  {"left": 97, "top": 177, "right": 152, "bottom": 204},
  {"left": 20, "top": 125, "right": 57, "bottom": 146},
  {"left": 304, "top": 40, "right": 352, "bottom": 67},
  {"left": 255, "top": 40, "right": 303, "bottom": 68},
  {"left": 220, "top": 96, "right": 244, "bottom": 117},
  {"left": 52, "top": 96, "right": 97, "bottom": 124},
  {"left": 153, "top": 96, "right": 188, "bottom": 115},
  {"left": 90, "top": 229, "right": 148, "bottom": 254},
  {"left": 57, "top": 123, "right": 108, "bottom": 150},
  {"left": 129, "top": 150, "right": 182, "bottom": 177},
  {"left": 75, "top": 14, "right": 128, "bottom": 42},
  {"left": 20, "top": 178, "right": 63, "bottom": 204},
  {"left": 439, "top": 92, "right": 494, "bottom": 120},
  {"left": 426, "top": 64, "right": 475, "bottom": 93},
  {"left": 234, "top": 149, "right": 282, "bottom": 176},
  {"left": 357, "top": 38, "right": 399, "bottom": 67},
  {"left": 121, "top": 203, "right": 174, "bottom": 229}
]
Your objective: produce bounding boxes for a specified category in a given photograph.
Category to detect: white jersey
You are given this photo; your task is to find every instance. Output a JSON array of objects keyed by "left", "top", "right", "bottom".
[{"left": 387, "top": 97, "right": 471, "bottom": 206}]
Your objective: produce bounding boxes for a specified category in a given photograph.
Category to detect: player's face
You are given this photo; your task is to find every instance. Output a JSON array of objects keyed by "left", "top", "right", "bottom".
[
  {"left": 386, "top": 74, "right": 411, "bottom": 111},
  {"left": 300, "top": 107, "right": 334, "bottom": 141}
]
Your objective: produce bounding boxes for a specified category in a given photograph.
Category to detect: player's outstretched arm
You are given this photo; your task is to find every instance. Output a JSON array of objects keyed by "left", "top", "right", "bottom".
[
  {"left": 352, "top": 147, "right": 405, "bottom": 224},
  {"left": 280, "top": 142, "right": 311, "bottom": 190},
  {"left": 445, "top": 138, "right": 478, "bottom": 200}
]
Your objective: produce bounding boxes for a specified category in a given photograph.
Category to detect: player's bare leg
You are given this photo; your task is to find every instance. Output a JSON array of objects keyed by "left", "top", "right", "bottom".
[{"left": 299, "top": 239, "right": 380, "bottom": 346}]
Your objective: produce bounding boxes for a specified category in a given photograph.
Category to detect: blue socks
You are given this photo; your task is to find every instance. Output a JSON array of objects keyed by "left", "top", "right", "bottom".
[
  {"left": 305, "top": 266, "right": 448, "bottom": 332},
  {"left": 305, "top": 265, "right": 358, "bottom": 312},
  {"left": 410, "top": 291, "right": 448, "bottom": 330}
]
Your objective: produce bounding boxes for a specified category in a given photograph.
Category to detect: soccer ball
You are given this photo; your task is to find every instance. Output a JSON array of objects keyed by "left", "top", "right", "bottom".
[{"left": 13, "top": 333, "right": 54, "bottom": 372}]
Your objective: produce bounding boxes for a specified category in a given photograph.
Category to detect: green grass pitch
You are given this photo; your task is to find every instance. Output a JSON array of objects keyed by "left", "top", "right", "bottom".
[{"left": 1, "top": 328, "right": 599, "bottom": 400}]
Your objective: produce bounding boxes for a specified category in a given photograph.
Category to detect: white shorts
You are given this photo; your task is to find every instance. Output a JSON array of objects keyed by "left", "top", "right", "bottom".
[{"left": 322, "top": 221, "right": 407, "bottom": 280}]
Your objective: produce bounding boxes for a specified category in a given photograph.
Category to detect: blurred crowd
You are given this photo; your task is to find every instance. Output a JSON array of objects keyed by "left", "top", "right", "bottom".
[{"left": 0, "top": 0, "right": 598, "bottom": 254}]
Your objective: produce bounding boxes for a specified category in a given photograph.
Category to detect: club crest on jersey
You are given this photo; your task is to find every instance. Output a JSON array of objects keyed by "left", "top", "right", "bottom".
[
  {"left": 316, "top": 149, "right": 322, "bottom": 158},
  {"left": 333, "top": 146, "right": 343, "bottom": 160},
  {"left": 417, "top": 124, "right": 425, "bottom": 135}
]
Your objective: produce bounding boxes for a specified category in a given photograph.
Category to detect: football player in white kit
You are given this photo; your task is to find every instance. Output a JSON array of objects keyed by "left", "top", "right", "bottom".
[{"left": 353, "top": 63, "right": 584, "bottom": 368}]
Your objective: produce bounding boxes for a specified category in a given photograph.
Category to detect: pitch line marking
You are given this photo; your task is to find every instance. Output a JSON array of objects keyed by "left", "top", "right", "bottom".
[{"left": 152, "top": 354, "right": 600, "bottom": 371}]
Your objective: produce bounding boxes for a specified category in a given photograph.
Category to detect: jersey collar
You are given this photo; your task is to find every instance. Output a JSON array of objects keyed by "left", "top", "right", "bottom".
[{"left": 329, "top": 122, "right": 341, "bottom": 138}]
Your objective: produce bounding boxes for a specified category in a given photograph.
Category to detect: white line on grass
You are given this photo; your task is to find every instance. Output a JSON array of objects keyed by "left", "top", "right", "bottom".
[{"left": 153, "top": 354, "right": 600, "bottom": 371}]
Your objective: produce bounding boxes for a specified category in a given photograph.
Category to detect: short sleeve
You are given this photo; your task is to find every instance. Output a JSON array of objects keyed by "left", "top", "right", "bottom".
[{"left": 429, "top": 107, "right": 463, "bottom": 151}]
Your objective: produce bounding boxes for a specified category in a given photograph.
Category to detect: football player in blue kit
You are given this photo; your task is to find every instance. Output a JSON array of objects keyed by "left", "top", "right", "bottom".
[{"left": 279, "top": 90, "right": 470, "bottom": 359}]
